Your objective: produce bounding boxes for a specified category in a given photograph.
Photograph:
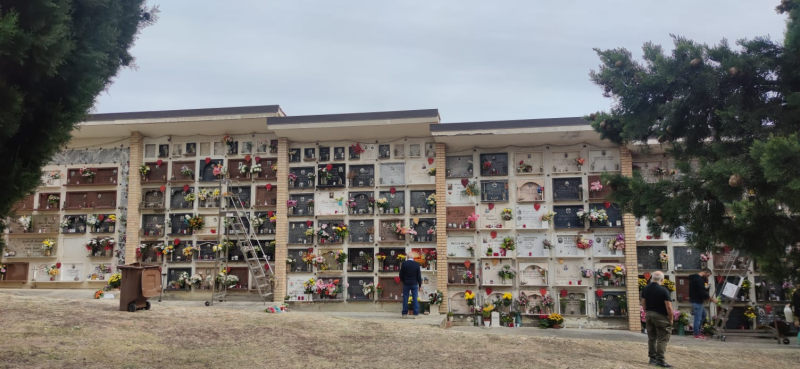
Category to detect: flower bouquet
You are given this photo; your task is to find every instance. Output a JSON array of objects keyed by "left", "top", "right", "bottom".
[{"left": 500, "top": 208, "right": 513, "bottom": 221}]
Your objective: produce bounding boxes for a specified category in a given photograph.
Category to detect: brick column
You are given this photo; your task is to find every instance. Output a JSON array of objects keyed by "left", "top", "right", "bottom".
[
  {"left": 620, "top": 146, "right": 641, "bottom": 331},
  {"left": 435, "top": 143, "right": 448, "bottom": 313},
  {"left": 273, "top": 137, "right": 290, "bottom": 303},
  {"left": 125, "top": 132, "right": 144, "bottom": 264}
]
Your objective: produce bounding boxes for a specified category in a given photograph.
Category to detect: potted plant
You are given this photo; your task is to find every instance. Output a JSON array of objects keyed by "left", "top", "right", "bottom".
[
  {"left": 486, "top": 247, "right": 493, "bottom": 257},
  {"left": 481, "top": 303, "right": 494, "bottom": 327},
  {"left": 447, "top": 311, "right": 454, "bottom": 321},
  {"left": 548, "top": 313, "right": 564, "bottom": 329}
]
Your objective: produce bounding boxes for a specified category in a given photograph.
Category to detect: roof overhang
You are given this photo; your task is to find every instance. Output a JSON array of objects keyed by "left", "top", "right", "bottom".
[{"left": 268, "top": 109, "right": 440, "bottom": 142}]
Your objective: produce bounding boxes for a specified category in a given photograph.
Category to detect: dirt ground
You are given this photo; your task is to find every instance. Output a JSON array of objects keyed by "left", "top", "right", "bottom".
[{"left": 1, "top": 294, "right": 798, "bottom": 368}]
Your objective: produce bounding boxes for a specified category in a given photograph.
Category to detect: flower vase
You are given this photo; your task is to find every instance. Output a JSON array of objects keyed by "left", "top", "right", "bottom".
[
  {"left": 610, "top": 249, "right": 616, "bottom": 256},
  {"left": 604, "top": 280, "right": 609, "bottom": 286},
  {"left": 44, "top": 249, "right": 51, "bottom": 257},
  {"left": 306, "top": 263, "right": 313, "bottom": 272},
  {"left": 50, "top": 277, "right": 54, "bottom": 281},
  {"left": 700, "top": 261, "right": 707, "bottom": 269},
  {"left": 552, "top": 324, "right": 562, "bottom": 329},
  {"left": 484, "top": 320, "right": 491, "bottom": 328},
  {"left": 661, "top": 262, "right": 668, "bottom": 270},
  {"left": 678, "top": 323, "right": 685, "bottom": 336},
  {"left": 105, "top": 249, "right": 111, "bottom": 257},
  {"left": 500, "top": 248, "right": 506, "bottom": 257}
]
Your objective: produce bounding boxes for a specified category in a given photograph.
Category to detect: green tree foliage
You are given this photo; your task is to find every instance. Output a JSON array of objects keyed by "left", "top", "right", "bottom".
[
  {"left": 587, "top": 0, "right": 800, "bottom": 281},
  {"left": 0, "top": 0, "right": 157, "bottom": 246}
]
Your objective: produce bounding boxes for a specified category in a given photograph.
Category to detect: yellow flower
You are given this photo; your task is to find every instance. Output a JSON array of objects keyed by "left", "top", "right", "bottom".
[
  {"left": 502, "top": 292, "right": 513, "bottom": 300},
  {"left": 465, "top": 292, "right": 475, "bottom": 300}
]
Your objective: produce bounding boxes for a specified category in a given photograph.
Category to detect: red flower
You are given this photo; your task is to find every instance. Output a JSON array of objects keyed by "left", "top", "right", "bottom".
[
  {"left": 97, "top": 214, "right": 104, "bottom": 222},
  {"left": 333, "top": 279, "right": 340, "bottom": 285},
  {"left": 326, "top": 164, "right": 333, "bottom": 171}
]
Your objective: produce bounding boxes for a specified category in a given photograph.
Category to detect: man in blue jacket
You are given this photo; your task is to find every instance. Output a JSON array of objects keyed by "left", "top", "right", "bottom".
[
  {"left": 689, "top": 268, "right": 717, "bottom": 339},
  {"left": 399, "top": 257, "right": 423, "bottom": 318}
]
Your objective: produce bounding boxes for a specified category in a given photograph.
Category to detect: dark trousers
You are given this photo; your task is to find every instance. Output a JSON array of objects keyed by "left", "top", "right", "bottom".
[
  {"left": 646, "top": 311, "right": 672, "bottom": 362},
  {"left": 402, "top": 284, "right": 419, "bottom": 316}
]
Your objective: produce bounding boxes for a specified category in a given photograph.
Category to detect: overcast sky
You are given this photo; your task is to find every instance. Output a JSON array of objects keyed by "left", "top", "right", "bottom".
[{"left": 95, "top": 0, "right": 787, "bottom": 123}]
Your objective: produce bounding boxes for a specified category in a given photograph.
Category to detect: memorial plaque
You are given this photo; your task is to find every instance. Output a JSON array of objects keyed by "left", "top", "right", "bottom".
[
  {"left": 316, "top": 191, "right": 345, "bottom": 216},
  {"left": 632, "top": 160, "right": 665, "bottom": 183},
  {"left": 449, "top": 291, "right": 471, "bottom": 314},
  {"left": 408, "top": 144, "right": 421, "bottom": 158},
  {"left": 199, "top": 159, "right": 223, "bottom": 182},
  {"left": 587, "top": 175, "right": 612, "bottom": 200},
  {"left": 592, "top": 234, "right": 622, "bottom": 257},
  {"left": 596, "top": 292, "right": 626, "bottom": 317},
  {"left": 673, "top": 246, "right": 702, "bottom": 271},
  {"left": 379, "top": 163, "right": 405, "bottom": 186},
  {"left": 445, "top": 155, "right": 473, "bottom": 178},
  {"left": 446, "top": 179, "right": 472, "bottom": 205},
  {"left": 675, "top": 276, "right": 691, "bottom": 302},
  {"left": 551, "top": 151, "right": 581, "bottom": 173},
  {"left": 552, "top": 177, "right": 582, "bottom": 201},
  {"left": 348, "top": 192, "right": 374, "bottom": 215},
  {"left": 517, "top": 234, "right": 549, "bottom": 257},
  {"left": 516, "top": 204, "right": 547, "bottom": 229},
  {"left": 478, "top": 204, "right": 506, "bottom": 229},
  {"left": 409, "top": 218, "right": 435, "bottom": 243},
  {"left": 479, "top": 234, "right": 506, "bottom": 257},
  {"left": 318, "top": 147, "right": 331, "bottom": 162},
  {"left": 2, "top": 263, "right": 28, "bottom": 281},
  {"left": 240, "top": 141, "right": 253, "bottom": 155},
  {"left": 169, "top": 213, "right": 192, "bottom": 235},
  {"left": 425, "top": 143, "right": 436, "bottom": 157},
  {"left": 142, "top": 189, "right": 166, "bottom": 209},
  {"left": 31, "top": 215, "right": 60, "bottom": 234},
  {"left": 90, "top": 214, "right": 116, "bottom": 234},
  {"left": 62, "top": 263, "right": 84, "bottom": 282},
  {"left": 170, "top": 187, "right": 194, "bottom": 209},
  {"left": 519, "top": 291, "right": 548, "bottom": 315},
  {"left": 378, "top": 220, "right": 404, "bottom": 243},
  {"left": 348, "top": 165, "right": 375, "bottom": 187},
  {"left": 255, "top": 186, "right": 278, "bottom": 207},
  {"left": 225, "top": 267, "right": 248, "bottom": 289},
  {"left": 554, "top": 234, "right": 584, "bottom": 257},
  {"left": 635, "top": 217, "right": 666, "bottom": 241},
  {"left": 227, "top": 186, "right": 252, "bottom": 208},
  {"left": 36, "top": 192, "right": 60, "bottom": 211},
  {"left": 480, "top": 180, "right": 509, "bottom": 202},
  {"left": 31, "top": 263, "right": 54, "bottom": 281},
  {"left": 514, "top": 152, "right": 545, "bottom": 174},
  {"left": 165, "top": 267, "right": 191, "bottom": 291},
  {"left": 478, "top": 153, "right": 508, "bottom": 176},
  {"left": 347, "top": 277, "right": 375, "bottom": 301},
  {"left": 141, "top": 214, "right": 165, "bottom": 237},
  {"left": 332, "top": 147, "right": 346, "bottom": 161},
  {"left": 316, "top": 219, "right": 345, "bottom": 244},
  {"left": 378, "top": 190, "right": 405, "bottom": 212},
  {"left": 40, "top": 171, "right": 62, "bottom": 187},
  {"left": 288, "top": 148, "right": 301, "bottom": 162},
  {"left": 447, "top": 235, "right": 476, "bottom": 258},
  {"left": 516, "top": 179, "right": 545, "bottom": 202},
  {"left": 553, "top": 205, "right": 584, "bottom": 229},
  {"left": 393, "top": 144, "right": 405, "bottom": 159},
  {"left": 636, "top": 246, "right": 668, "bottom": 270},
  {"left": 5, "top": 239, "right": 50, "bottom": 258},
  {"left": 378, "top": 248, "right": 405, "bottom": 271},
  {"left": 409, "top": 191, "right": 435, "bottom": 214},
  {"left": 446, "top": 206, "right": 475, "bottom": 228},
  {"left": 143, "top": 162, "right": 168, "bottom": 183},
  {"left": 169, "top": 241, "right": 193, "bottom": 263},
  {"left": 228, "top": 159, "right": 250, "bottom": 180},
  {"left": 11, "top": 194, "right": 34, "bottom": 212},
  {"left": 588, "top": 149, "right": 620, "bottom": 173},
  {"left": 519, "top": 263, "right": 548, "bottom": 286},
  {"left": 351, "top": 143, "right": 377, "bottom": 160},
  {"left": 348, "top": 248, "right": 374, "bottom": 271},
  {"left": 348, "top": 220, "right": 374, "bottom": 244},
  {"left": 289, "top": 166, "right": 315, "bottom": 189},
  {"left": 377, "top": 144, "right": 391, "bottom": 159},
  {"left": 254, "top": 211, "right": 277, "bottom": 235},
  {"left": 554, "top": 261, "right": 586, "bottom": 287},
  {"left": 288, "top": 222, "right": 313, "bottom": 245},
  {"left": 407, "top": 160, "right": 434, "bottom": 185},
  {"left": 480, "top": 259, "right": 513, "bottom": 286},
  {"left": 671, "top": 226, "right": 690, "bottom": 243},
  {"left": 447, "top": 262, "right": 476, "bottom": 285},
  {"left": 197, "top": 241, "right": 217, "bottom": 261},
  {"left": 378, "top": 276, "right": 404, "bottom": 301},
  {"left": 288, "top": 193, "right": 315, "bottom": 216},
  {"left": 304, "top": 147, "right": 316, "bottom": 161},
  {"left": 170, "top": 161, "right": 195, "bottom": 182},
  {"left": 588, "top": 203, "right": 622, "bottom": 228},
  {"left": 287, "top": 248, "right": 313, "bottom": 272},
  {"left": 286, "top": 276, "right": 307, "bottom": 300},
  {"left": 713, "top": 249, "right": 749, "bottom": 271},
  {"left": 64, "top": 191, "right": 117, "bottom": 210},
  {"left": 61, "top": 215, "right": 87, "bottom": 234},
  {"left": 317, "top": 163, "right": 346, "bottom": 187},
  {"left": 255, "top": 158, "right": 277, "bottom": 180},
  {"left": 198, "top": 187, "right": 221, "bottom": 208}
]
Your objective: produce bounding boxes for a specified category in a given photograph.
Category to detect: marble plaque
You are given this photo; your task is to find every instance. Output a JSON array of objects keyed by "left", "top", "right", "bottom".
[
  {"left": 514, "top": 152, "right": 545, "bottom": 174},
  {"left": 554, "top": 234, "right": 584, "bottom": 257},
  {"left": 407, "top": 160, "right": 434, "bottom": 185},
  {"left": 517, "top": 233, "right": 549, "bottom": 257},
  {"left": 516, "top": 204, "right": 548, "bottom": 229},
  {"left": 551, "top": 151, "right": 581, "bottom": 173},
  {"left": 554, "top": 261, "right": 585, "bottom": 286},
  {"left": 519, "top": 263, "right": 548, "bottom": 286},
  {"left": 480, "top": 259, "right": 513, "bottom": 286},
  {"left": 446, "top": 179, "right": 472, "bottom": 205},
  {"left": 447, "top": 235, "right": 475, "bottom": 258},
  {"left": 379, "top": 163, "right": 405, "bottom": 186},
  {"left": 588, "top": 149, "right": 620, "bottom": 172}
]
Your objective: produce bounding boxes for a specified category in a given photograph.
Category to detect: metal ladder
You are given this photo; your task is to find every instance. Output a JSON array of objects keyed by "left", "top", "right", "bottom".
[
  {"left": 712, "top": 249, "right": 750, "bottom": 337},
  {"left": 207, "top": 179, "right": 274, "bottom": 306}
]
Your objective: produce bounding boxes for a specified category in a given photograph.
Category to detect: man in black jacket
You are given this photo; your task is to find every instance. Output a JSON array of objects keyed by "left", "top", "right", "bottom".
[
  {"left": 689, "top": 268, "right": 717, "bottom": 339},
  {"left": 399, "top": 257, "right": 423, "bottom": 318},
  {"left": 642, "top": 271, "right": 674, "bottom": 368}
]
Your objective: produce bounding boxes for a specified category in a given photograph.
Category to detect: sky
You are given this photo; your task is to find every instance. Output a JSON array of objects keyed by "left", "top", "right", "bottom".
[{"left": 95, "top": 0, "right": 788, "bottom": 123}]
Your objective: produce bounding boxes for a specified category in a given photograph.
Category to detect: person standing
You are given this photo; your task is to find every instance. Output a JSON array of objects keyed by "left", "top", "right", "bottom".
[
  {"left": 792, "top": 283, "right": 800, "bottom": 330},
  {"left": 399, "top": 257, "right": 423, "bottom": 319},
  {"left": 689, "top": 268, "right": 718, "bottom": 339},
  {"left": 641, "top": 271, "right": 674, "bottom": 368}
]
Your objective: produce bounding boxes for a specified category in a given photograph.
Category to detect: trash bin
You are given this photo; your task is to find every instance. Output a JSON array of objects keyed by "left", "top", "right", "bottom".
[{"left": 118, "top": 263, "right": 162, "bottom": 312}]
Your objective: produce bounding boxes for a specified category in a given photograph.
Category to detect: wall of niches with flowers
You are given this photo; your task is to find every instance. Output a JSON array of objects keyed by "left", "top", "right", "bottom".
[
  {"left": 2, "top": 145, "right": 129, "bottom": 285},
  {"left": 444, "top": 143, "right": 632, "bottom": 327},
  {"left": 283, "top": 139, "right": 440, "bottom": 304},
  {"left": 136, "top": 134, "right": 280, "bottom": 292},
  {"left": 630, "top": 154, "right": 780, "bottom": 330}
]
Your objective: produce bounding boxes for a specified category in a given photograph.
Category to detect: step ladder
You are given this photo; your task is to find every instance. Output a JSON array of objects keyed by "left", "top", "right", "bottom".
[
  {"left": 206, "top": 179, "right": 274, "bottom": 306},
  {"left": 712, "top": 249, "right": 783, "bottom": 343}
]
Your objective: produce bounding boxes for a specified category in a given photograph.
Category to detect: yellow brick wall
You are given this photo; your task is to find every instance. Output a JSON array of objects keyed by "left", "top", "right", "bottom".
[
  {"left": 273, "top": 137, "right": 290, "bottom": 303},
  {"left": 620, "top": 146, "right": 641, "bottom": 331},
  {"left": 435, "top": 143, "right": 448, "bottom": 312},
  {"left": 125, "top": 132, "right": 143, "bottom": 264}
]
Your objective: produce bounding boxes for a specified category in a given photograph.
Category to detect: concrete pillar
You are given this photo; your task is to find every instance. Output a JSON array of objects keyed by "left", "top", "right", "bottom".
[
  {"left": 435, "top": 143, "right": 448, "bottom": 313},
  {"left": 125, "top": 132, "right": 143, "bottom": 264},
  {"left": 273, "top": 137, "right": 290, "bottom": 303},
  {"left": 620, "top": 146, "right": 641, "bottom": 331}
]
